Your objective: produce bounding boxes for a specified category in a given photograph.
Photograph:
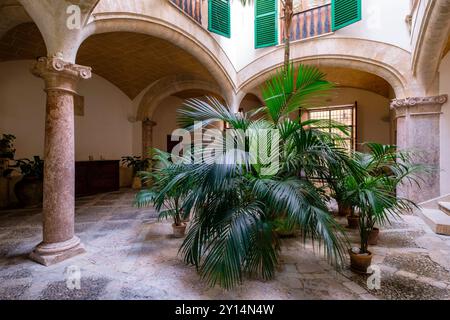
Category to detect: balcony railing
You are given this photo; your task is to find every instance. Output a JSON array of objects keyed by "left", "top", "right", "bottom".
[
  {"left": 280, "top": 3, "right": 332, "bottom": 43},
  {"left": 170, "top": 0, "right": 202, "bottom": 24}
]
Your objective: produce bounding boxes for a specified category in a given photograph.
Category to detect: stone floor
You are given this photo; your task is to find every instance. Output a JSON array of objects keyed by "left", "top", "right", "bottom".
[{"left": 0, "top": 189, "right": 449, "bottom": 300}]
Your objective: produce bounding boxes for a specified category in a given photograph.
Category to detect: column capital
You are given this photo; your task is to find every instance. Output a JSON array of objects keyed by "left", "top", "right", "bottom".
[
  {"left": 391, "top": 94, "right": 448, "bottom": 108},
  {"left": 143, "top": 119, "right": 157, "bottom": 127},
  {"left": 31, "top": 54, "right": 92, "bottom": 94},
  {"left": 390, "top": 94, "right": 448, "bottom": 118}
]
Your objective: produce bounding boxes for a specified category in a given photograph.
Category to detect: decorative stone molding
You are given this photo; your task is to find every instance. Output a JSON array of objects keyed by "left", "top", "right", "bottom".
[
  {"left": 391, "top": 94, "right": 448, "bottom": 108},
  {"left": 391, "top": 94, "right": 447, "bottom": 203},
  {"left": 31, "top": 54, "right": 92, "bottom": 94}
]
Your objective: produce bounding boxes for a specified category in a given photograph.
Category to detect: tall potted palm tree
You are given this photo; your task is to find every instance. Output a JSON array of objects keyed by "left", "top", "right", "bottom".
[
  {"left": 141, "top": 64, "right": 360, "bottom": 289},
  {"left": 345, "top": 143, "right": 428, "bottom": 273}
]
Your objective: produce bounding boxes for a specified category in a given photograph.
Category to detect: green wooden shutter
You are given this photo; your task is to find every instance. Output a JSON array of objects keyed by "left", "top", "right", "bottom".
[
  {"left": 332, "top": 0, "right": 362, "bottom": 31},
  {"left": 209, "top": 0, "right": 231, "bottom": 38},
  {"left": 255, "top": 0, "right": 278, "bottom": 49}
]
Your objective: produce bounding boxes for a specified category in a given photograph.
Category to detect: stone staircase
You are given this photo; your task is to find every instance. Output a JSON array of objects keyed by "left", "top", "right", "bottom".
[{"left": 417, "top": 194, "right": 450, "bottom": 236}]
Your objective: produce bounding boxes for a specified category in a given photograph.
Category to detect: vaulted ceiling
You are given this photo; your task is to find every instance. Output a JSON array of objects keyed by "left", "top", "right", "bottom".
[
  {"left": 0, "top": 22, "right": 216, "bottom": 100},
  {"left": 0, "top": 22, "right": 392, "bottom": 100}
]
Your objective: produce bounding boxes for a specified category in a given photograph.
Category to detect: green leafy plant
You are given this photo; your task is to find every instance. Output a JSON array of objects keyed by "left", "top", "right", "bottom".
[
  {"left": 0, "top": 134, "right": 16, "bottom": 159},
  {"left": 142, "top": 63, "right": 360, "bottom": 289},
  {"left": 121, "top": 156, "right": 151, "bottom": 176},
  {"left": 135, "top": 149, "right": 189, "bottom": 227},
  {"left": 345, "top": 143, "right": 427, "bottom": 253},
  {"left": 14, "top": 156, "right": 44, "bottom": 180}
]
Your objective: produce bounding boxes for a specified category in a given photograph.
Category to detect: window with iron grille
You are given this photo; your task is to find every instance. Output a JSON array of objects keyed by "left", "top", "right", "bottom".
[{"left": 308, "top": 104, "right": 357, "bottom": 152}]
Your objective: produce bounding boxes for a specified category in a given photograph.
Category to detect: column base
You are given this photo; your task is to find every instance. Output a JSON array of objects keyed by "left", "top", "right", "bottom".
[{"left": 30, "top": 236, "right": 86, "bottom": 266}]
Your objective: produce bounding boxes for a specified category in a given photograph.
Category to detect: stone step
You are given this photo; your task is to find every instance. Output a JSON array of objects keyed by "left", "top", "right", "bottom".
[
  {"left": 418, "top": 209, "right": 450, "bottom": 236},
  {"left": 438, "top": 202, "right": 450, "bottom": 216}
]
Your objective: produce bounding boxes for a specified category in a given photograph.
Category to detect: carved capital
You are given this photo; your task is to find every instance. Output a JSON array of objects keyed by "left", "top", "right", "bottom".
[
  {"left": 143, "top": 119, "right": 157, "bottom": 127},
  {"left": 391, "top": 95, "right": 448, "bottom": 108},
  {"left": 31, "top": 54, "right": 92, "bottom": 94},
  {"left": 390, "top": 95, "right": 448, "bottom": 118}
]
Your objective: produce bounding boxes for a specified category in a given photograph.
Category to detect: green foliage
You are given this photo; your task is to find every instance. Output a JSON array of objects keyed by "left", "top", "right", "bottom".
[
  {"left": 343, "top": 143, "right": 428, "bottom": 253},
  {"left": 121, "top": 156, "right": 151, "bottom": 176},
  {"left": 138, "top": 63, "right": 357, "bottom": 289},
  {"left": 14, "top": 156, "right": 44, "bottom": 180},
  {"left": 135, "top": 149, "right": 189, "bottom": 226},
  {"left": 0, "top": 134, "right": 16, "bottom": 159}
]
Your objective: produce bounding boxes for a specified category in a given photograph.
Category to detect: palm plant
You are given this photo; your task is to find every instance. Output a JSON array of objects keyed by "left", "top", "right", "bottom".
[
  {"left": 135, "top": 150, "right": 190, "bottom": 231},
  {"left": 140, "top": 63, "right": 361, "bottom": 289},
  {"left": 345, "top": 143, "right": 427, "bottom": 254}
]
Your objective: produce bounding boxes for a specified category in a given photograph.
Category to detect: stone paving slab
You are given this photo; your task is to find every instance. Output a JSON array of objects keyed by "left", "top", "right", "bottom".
[{"left": 0, "top": 189, "right": 449, "bottom": 300}]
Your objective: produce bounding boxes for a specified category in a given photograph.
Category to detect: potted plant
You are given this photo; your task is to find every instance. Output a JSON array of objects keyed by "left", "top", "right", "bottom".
[
  {"left": 135, "top": 149, "right": 189, "bottom": 238},
  {"left": 13, "top": 156, "right": 44, "bottom": 207},
  {"left": 345, "top": 173, "right": 419, "bottom": 273},
  {"left": 121, "top": 156, "right": 151, "bottom": 190},
  {"left": 0, "top": 134, "right": 16, "bottom": 179},
  {"left": 349, "top": 143, "right": 427, "bottom": 243},
  {"left": 0, "top": 134, "right": 16, "bottom": 159}
]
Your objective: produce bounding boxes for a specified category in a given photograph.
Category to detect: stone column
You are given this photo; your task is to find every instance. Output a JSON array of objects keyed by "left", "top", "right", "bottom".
[
  {"left": 30, "top": 56, "right": 92, "bottom": 266},
  {"left": 142, "top": 119, "right": 157, "bottom": 158},
  {"left": 391, "top": 94, "right": 448, "bottom": 203}
]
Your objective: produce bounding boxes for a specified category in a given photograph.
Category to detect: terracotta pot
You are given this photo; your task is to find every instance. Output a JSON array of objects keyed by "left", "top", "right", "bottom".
[
  {"left": 347, "top": 215, "right": 359, "bottom": 229},
  {"left": 172, "top": 223, "right": 187, "bottom": 238},
  {"left": 132, "top": 176, "right": 142, "bottom": 190},
  {"left": 368, "top": 228, "right": 380, "bottom": 245},
  {"left": 349, "top": 249, "right": 373, "bottom": 274},
  {"left": 14, "top": 177, "right": 43, "bottom": 208},
  {"left": 338, "top": 203, "right": 352, "bottom": 217}
]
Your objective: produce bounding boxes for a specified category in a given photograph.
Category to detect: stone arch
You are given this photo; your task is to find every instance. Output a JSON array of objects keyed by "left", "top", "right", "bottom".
[
  {"left": 77, "top": 10, "right": 236, "bottom": 96},
  {"left": 237, "top": 38, "right": 418, "bottom": 98},
  {"left": 137, "top": 74, "right": 225, "bottom": 121},
  {"left": 412, "top": 0, "right": 450, "bottom": 94}
]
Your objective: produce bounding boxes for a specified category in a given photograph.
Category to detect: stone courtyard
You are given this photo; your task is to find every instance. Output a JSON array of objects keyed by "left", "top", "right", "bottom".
[{"left": 0, "top": 189, "right": 449, "bottom": 300}]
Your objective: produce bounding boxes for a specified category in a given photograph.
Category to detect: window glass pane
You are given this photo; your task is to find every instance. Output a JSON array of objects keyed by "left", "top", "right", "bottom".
[{"left": 309, "top": 105, "right": 355, "bottom": 152}]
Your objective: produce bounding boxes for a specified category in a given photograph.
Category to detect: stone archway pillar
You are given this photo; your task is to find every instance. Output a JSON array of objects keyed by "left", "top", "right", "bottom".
[
  {"left": 30, "top": 55, "right": 91, "bottom": 266},
  {"left": 142, "top": 119, "right": 157, "bottom": 158},
  {"left": 391, "top": 94, "right": 448, "bottom": 203}
]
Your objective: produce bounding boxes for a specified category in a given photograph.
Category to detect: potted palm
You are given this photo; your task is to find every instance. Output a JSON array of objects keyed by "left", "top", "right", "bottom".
[
  {"left": 344, "top": 144, "right": 425, "bottom": 273},
  {"left": 135, "top": 150, "right": 190, "bottom": 238},
  {"left": 350, "top": 143, "right": 427, "bottom": 244},
  {"left": 147, "top": 63, "right": 358, "bottom": 289},
  {"left": 13, "top": 156, "right": 44, "bottom": 207},
  {"left": 121, "top": 156, "right": 151, "bottom": 189}
]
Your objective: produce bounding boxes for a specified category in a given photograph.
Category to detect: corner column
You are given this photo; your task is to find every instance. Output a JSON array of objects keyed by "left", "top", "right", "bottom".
[
  {"left": 391, "top": 94, "right": 448, "bottom": 203},
  {"left": 30, "top": 56, "right": 92, "bottom": 266},
  {"left": 142, "top": 119, "right": 157, "bottom": 158}
]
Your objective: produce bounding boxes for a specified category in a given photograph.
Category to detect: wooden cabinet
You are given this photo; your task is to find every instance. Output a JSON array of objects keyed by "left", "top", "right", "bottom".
[{"left": 75, "top": 160, "right": 120, "bottom": 197}]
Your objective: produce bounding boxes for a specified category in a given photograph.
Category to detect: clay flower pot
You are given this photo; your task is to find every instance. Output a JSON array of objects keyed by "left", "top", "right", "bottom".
[
  {"left": 349, "top": 248, "right": 373, "bottom": 274},
  {"left": 132, "top": 176, "right": 142, "bottom": 190},
  {"left": 338, "top": 203, "right": 352, "bottom": 217},
  {"left": 347, "top": 215, "right": 360, "bottom": 229},
  {"left": 368, "top": 227, "right": 380, "bottom": 245},
  {"left": 172, "top": 223, "right": 187, "bottom": 238}
]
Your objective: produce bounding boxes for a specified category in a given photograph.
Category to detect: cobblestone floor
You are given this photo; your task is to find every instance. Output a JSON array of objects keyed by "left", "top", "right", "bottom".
[{"left": 0, "top": 189, "right": 449, "bottom": 300}]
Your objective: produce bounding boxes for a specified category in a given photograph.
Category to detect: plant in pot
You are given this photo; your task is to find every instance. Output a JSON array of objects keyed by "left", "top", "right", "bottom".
[
  {"left": 13, "top": 156, "right": 44, "bottom": 207},
  {"left": 345, "top": 173, "right": 418, "bottom": 273},
  {"left": 0, "top": 134, "right": 16, "bottom": 177},
  {"left": 144, "top": 64, "right": 360, "bottom": 289},
  {"left": 121, "top": 156, "right": 151, "bottom": 190},
  {"left": 350, "top": 143, "right": 427, "bottom": 244},
  {"left": 135, "top": 149, "right": 190, "bottom": 238},
  {"left": 0, "top": 134, "right": 16, "bottom": 160}
]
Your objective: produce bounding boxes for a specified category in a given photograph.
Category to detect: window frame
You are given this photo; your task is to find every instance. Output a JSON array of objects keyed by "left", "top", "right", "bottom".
[{"left": 307, "top": 103, "right": 357, "bottom": 151}]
